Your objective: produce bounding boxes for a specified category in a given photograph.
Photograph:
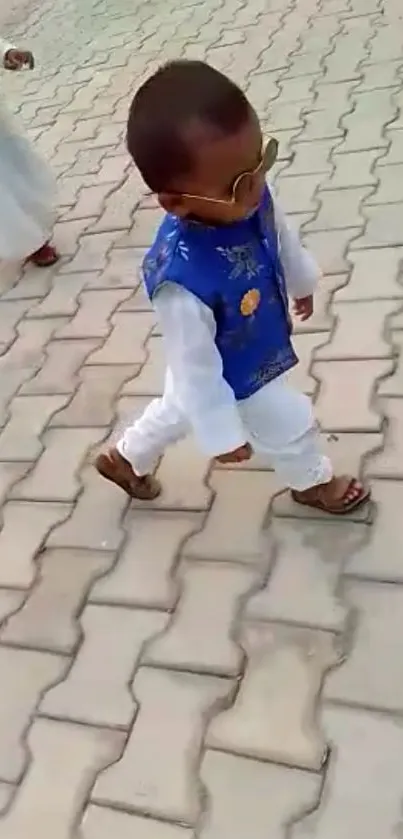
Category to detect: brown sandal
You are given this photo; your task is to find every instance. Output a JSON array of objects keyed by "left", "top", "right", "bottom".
[
  {"left": 291, "top": 475, "right": 370, "bottom": 515},
  {"left": 95, "top": 447, "right": 161, "bottom": 500},
  {"left": 26, "top": 242, "right": 60, "bottom": 267}
]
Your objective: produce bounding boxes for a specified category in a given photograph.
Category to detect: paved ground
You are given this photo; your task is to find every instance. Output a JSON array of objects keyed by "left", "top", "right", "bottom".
[{"left": 0, "top": 0, "right": 403, "bottom": 834}]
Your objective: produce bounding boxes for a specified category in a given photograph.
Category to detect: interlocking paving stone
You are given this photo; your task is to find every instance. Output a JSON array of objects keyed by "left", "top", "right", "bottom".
[
  {"left": 93, "top": 669, "right": 231, "bottom": 824},
  {"left": 1, "top": 0, "right": 403, "bottom": 834},
  {"left": 207, "top": 623, "right": 338, "bottom": 770},
  {"left": 292, "top": 707, "right": 403, "bottom": 839}
]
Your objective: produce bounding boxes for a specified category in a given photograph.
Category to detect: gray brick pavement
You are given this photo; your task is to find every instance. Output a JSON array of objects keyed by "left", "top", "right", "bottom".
[{"left": 1, "top": 0, "right": 403, "bottom": 834}]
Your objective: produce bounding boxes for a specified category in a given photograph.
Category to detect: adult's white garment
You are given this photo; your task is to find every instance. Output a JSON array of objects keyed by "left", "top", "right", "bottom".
[{"left": 0, "top": 37, "right": 56, "bottom": 260}]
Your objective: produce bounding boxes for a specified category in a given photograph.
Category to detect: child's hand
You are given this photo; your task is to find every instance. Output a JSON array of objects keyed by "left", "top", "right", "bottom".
[
  {"left": 293, "top": 294, "right": 314, "bottom": 321},
  {"left": 3, "top": 49, "right": 34, "bottom": 70},
  {"left": 215, "top": 442, "right": 253, "bottom": 464}
]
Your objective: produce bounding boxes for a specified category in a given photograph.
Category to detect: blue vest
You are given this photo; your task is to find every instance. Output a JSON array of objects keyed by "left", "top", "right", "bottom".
[{"left": 142, "top": 186, "right": 298, "bottom": 401}]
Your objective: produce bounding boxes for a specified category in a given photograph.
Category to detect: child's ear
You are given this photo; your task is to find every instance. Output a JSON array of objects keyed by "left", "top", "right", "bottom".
[{"left": 158, "top": 192, "right": 189, "bottom": 217}]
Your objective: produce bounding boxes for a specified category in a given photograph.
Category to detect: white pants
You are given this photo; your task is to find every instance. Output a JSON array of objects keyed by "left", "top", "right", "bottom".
[{"left": 117, "top": 372, "right": 332, "bottom": 492}]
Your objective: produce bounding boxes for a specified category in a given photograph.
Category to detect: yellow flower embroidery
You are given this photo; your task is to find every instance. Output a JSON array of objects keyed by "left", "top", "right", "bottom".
[{"left": 240, "top": 288, "right": 261, "bottom": 316}]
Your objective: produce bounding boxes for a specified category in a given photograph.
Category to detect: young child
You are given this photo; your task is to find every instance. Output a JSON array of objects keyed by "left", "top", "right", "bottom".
[
  {"left": 96, "top": 60, "right": 370, "bottom": 515},
  {"left": 0, "top": 37, "right": 59, "bottom": 266}
]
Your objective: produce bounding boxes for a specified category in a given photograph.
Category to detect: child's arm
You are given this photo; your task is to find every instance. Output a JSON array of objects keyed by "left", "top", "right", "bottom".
[
  {"left": 272, "top": 190, "right": 321, "bottom": 303},
  {"left": 153, "top": 283, "right": 251, "bottom": 462}
]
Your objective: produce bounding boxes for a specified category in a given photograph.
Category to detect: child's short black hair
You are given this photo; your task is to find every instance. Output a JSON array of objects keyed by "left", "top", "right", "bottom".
[{"left": 127, "top": 60, "right": 251, "bottom": 192}]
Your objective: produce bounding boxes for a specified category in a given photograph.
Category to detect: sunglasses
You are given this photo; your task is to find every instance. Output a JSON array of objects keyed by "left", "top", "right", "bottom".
[{"left": 180, "top": 136, "right": 279, "bottom": 206}]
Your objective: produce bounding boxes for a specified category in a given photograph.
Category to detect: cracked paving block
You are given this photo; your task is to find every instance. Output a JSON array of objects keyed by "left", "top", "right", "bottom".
[
  {"left": 86, "top": 247, "right": 145, "bottom": 290},
  {"left": 0, "top": 300, "right": 34, "bottom": 353},
  {"left": 325, "top": 579, "right": 403, "bottom": 711},
  {"left": 10, "top": 427, "right": 96, "bottom": 502},
  {"left": 53, "top": 364, "right": 135, "bottom": 429},
  {"left": 336, "top": 248, "right": 403, "bottom": 301},
  {"left": 293, "top": 706, "right": 403, "bottom": 839},
  {"left": 207, "top": 623, "right": 337, "bottom": 770},
  {"left": 245, "top": 519, "right": 360, "bottom": 631},
  {"left": 313, "top": 359, "right": 391, "bottom": 432},
  {"left": 0, "top": 548, "right": 112, "bottom": 654},
  {"left": 366, "top": 398, "right": 403, "bottom": 478},
  {"left": 122, "top": 335, "right": 166, "bottom": 395},
  {"left": 87, "top": 311, "right": 155, "bottom": 365},
  {"left": 145, "top": 561, "right": 255, "bottom": 676},
  {"left": 115, "top": 207, "right": 165, "bottom": 248},
  {"left": 302, "top": 229, "right": 362, "bottom": 275},
  {"left": 27, "top": 272, "right": 89, "bottom": 318},
  {"left": 20, "top": 339, "right": 98, "bottom": 395},
  {"left": 307, "top": 187, "right": 373, "bottom": 232},
  {"left": 0, "top": 718, "right": 123, "bottom": 839},
  {"left": 0, "top": 501, "right": 70, "bottom": 588},
  {"left": 353, "top": 204, "right": 403, "bottom": 249},
  {"left": 316, "top": 300, "right": 396, "bottom": 361},
  {"left": 366, "top": 163, "right": 403, "bottom": 204},
  {"left": 293, "top": 275, "right": 345, "bottom": 334},
  {"left": 289, "top": 332, "right": 328, "bottom": 396},
  {"left": 276, "top": 174, "right": 322, "bottom": 215},
  {"left": 0, "top": 394, "right": 68, "bottom": 461},
  {"left": 83, "top": 805, "right": 192, "bottom": 839},
  {"left": 323, "top": 150, "right": 379, "bottom": 189},
  {"left": 91, "top": 510, "right": 200, "bottom": 609},
  {"left": 93, "top": 668, "right": 230, "bottom": 824},
  {"left": 346, "top": 479, "right": 403, "bottom": 581},
  {"left": 40, "top": 605, "right": 167, "bottom": 727},
  {"left": 55, "top": 289, "right": 130, "bottom": 339},
  {"left": 185, "top": 471, "right": 277, "bottom": 563},
  {"left": 0, "top": 647, "right": 65, "bottom": 783},
  {"left": 200, "top": 750, "right": 320, "bottom": 839},
  {"left": 59, "top": 231, "right": 117, "bottom": 274},
  {"left": 47, "top": 465, "right": 128, "bottom": 551}
]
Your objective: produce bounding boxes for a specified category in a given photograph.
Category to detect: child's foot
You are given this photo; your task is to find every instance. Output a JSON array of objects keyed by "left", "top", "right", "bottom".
[
  {"left": 26, "top": 242, "right": 60, "bottom": 267},
  {"left": 95, "top": 446, "right": 161, "bottom": 500},
  {"left": 291, "top": 474, "right": 370, "bottom": 515}
]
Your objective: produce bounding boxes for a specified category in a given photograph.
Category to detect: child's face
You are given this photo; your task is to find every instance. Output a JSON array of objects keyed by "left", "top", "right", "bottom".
[{"left": 160, "top": 110, "right": 277, "bottom": 224}]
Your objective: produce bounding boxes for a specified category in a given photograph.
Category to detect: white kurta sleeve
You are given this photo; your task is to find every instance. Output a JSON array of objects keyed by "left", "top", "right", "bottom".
[
  {"left": 0, "top": 38, "right": 14, "bottom": 62},
  {"left": 272, "top": 190, "right": 321, "bottom": 299},
  {"left": 153, "top": 282, "right": 247, "bottom": 457}
]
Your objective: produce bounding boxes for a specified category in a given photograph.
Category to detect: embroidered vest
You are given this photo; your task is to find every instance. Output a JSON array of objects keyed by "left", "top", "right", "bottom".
[{"left": 142, "top": 186, "right": 298, "bottom": 401}]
